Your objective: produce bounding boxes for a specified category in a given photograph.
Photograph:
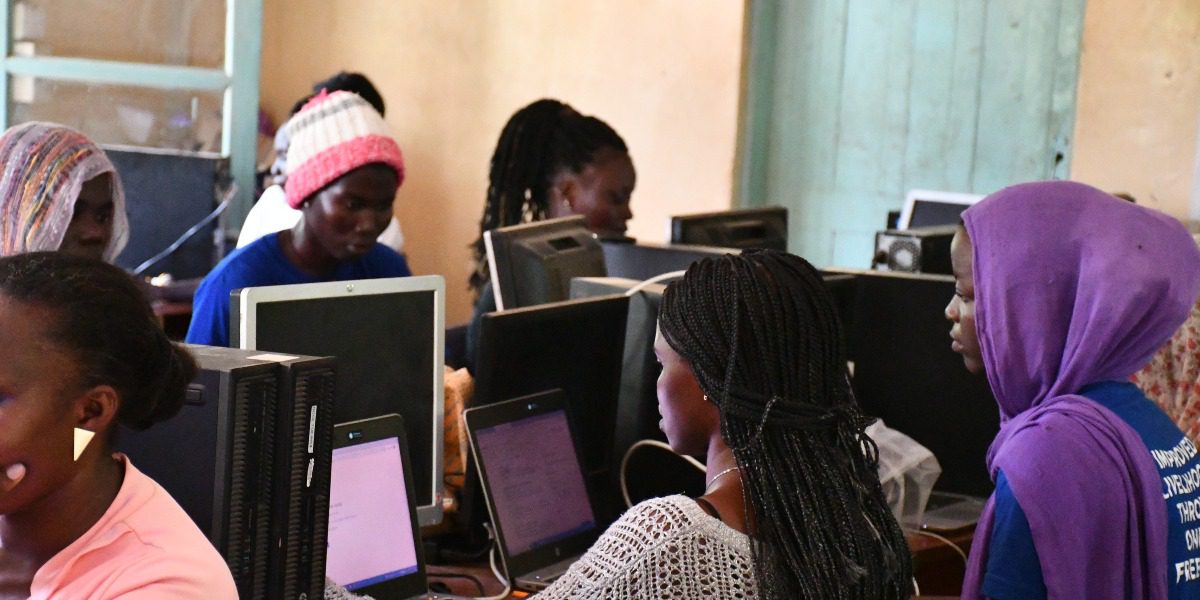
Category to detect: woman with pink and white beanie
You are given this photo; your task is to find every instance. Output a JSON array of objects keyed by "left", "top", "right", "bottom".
[{"left": 186, "top": 90, "right": 412, "bottom": 347}]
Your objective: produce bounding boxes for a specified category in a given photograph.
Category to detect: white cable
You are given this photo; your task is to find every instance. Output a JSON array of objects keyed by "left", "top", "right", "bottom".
[
  {"left": 470, "top": 523, "right": 512, "bottom": 600},
  {"left": 619, "top": 439, "right": 706, "bottom": 508},
  {"left": 905, "top": 528, "right": 968, "bottom": 567},
  {"left": 911, "top": 576, "right": 920, "bottom": 596},
  {"left": 623, "top": 269, "right": 687, "bottom": 297},
  {"left": 132, "top": 183, "right": 236, "bottom": 276}
]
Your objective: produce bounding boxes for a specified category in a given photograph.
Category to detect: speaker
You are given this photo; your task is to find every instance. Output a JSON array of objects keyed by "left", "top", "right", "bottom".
[{"left": 872, "top": 226, "right": 956, "bottom": 275}]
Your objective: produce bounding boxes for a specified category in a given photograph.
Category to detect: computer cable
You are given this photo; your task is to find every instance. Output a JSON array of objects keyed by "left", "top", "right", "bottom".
[
  {"left": 623, "top": 269, "right": 687, "bottom": 297},
  {"left": 428, "top": 572, "right": 485, "bottom": 595},
  {"left": 619, "top": 439, "right": 705, "bottom": 509},
  {"left": 471, "top": 523, "right": 512, "bottom": 600},
  {"left": 905, "top": 527, "right": 968, "bottom": 567},
  {"left": 133, "top": 183, "right": 236, "bottom": 276}
]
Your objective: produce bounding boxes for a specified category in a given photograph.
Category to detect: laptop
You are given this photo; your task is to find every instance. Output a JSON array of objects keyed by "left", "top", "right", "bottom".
[
  {"left": 464, "top": 389, "right": 602, "bottom": 591},
  {"left": 326, "top": 415, "right": 468, "bottom": 600}
]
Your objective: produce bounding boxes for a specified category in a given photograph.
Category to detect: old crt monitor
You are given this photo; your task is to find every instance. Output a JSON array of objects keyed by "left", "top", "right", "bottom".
[
  {"left": 116, "top": 345, "right": 336, "bottom": 600},
  {"left": 232, "top": 276, "right": 447, "bottom": 526},
  {"left": 669, "top": 206, "right": 788, "bottom": 250},
  {"left": 897, "top": 189, "right": 983, "bottom": 230},
  {"left": 484, "top": 215, "right": 607, "bottom": 310}
]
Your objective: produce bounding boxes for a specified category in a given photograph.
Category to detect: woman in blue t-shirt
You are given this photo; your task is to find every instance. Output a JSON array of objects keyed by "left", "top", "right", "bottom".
[
  {"left": 186, "top": 90, "right": 411, "bottom": 347},
  {"left": 946, "top": 181, "right": 1200, "bottom": 599}
]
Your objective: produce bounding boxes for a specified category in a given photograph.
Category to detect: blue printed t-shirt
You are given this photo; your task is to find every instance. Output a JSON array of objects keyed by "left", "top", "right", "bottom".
[
  {"left": 185, "top": 232, "right": 412, "bottom": 347},
  {"left": 982, "top": 381, "right": 1200, "bottom": 600}
]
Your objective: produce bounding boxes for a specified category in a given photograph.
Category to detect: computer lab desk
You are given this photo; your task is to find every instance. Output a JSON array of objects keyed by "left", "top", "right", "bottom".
[{"left": 424, "top": 524, "right": 976, "bottom": 597}]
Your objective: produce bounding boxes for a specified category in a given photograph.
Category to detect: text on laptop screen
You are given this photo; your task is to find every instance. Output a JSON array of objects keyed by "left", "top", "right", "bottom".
[
  {"left": 327, "top": 438, "right": 419, "bottom": 591},
  {"left": 476, "top": 409, "right": 596, "bottom": 556}
]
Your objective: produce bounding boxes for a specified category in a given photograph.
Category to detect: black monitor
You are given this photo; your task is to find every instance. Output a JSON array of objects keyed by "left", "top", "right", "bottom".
[
  {"left": 826, "top": 268, "right": 999, "bottom": 497},
  {"left": 231, "top": 276, "right": 447, "bottom": 526},
  {"left": 569, "top": 277, "right": 668, "bottom": 466},
  {"left": 669, "top": 206, "right": 788, "bottom": 250},
  {"left": 473, "top": 295, "right": 629, "bottom": 520},
  {"left": 600, "top": 240, "right": 734, "bottom": 282},
  {"left": 116, "top": 345, "right": 336, "bottom": 600},
  {"left": 570, "top": 273, "right": 860, "bottom": 470},
  {"left": 897, "top": 189, "right": 982, "bottom": 230},
  {"left": 484, "top": 215, "right": 607, "bottom": 310}
]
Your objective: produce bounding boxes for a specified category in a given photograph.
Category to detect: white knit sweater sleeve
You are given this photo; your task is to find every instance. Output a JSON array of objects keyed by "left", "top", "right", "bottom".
[{"left": 535, "top": 495, "right": 757, "bottom": 599}]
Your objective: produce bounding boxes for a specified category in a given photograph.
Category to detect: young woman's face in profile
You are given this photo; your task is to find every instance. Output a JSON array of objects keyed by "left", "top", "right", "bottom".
[
  {"left": 301, "top": 164, "right": 397, "bottom": 261},
  {"left": 946, "top": 226, "right": 983, "bottom": 374},
  {"left": 60, "top": 172, "right": 115, "bottom": 261},
  {"left": 653, "top": 326, "right": 719, "bottom": 456},
  {"left": 0, "top": 296, "right": 83, "bottom": 514},
  {"left": 551, "top": 147, "right": 636, "bottom": 239}
]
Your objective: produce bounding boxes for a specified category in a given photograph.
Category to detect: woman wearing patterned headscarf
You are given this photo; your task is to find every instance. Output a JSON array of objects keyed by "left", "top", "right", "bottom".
[
  {"left": 0, "top": 122, "right": 129, "bottom": 262},
  {"left": 947, "top": 181, "right": 1200, "bottom": 599}
]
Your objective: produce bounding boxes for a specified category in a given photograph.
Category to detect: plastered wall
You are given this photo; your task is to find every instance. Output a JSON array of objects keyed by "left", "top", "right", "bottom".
[{"left": 260, "top": 1, "right": 744, "bottom": 322}]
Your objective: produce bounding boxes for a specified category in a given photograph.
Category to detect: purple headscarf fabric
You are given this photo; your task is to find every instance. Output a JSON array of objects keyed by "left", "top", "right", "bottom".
[{"left": 959, "top": 181, "right": 1200, "bottom": 599}]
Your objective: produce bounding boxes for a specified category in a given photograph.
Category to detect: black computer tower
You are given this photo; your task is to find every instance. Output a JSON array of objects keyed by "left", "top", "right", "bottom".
[
  {"left": 114, "top": 345, "right": 335, "bottom": 600},
  {"left": 270, "top": 353, "right": 336, "bottom": 600}
]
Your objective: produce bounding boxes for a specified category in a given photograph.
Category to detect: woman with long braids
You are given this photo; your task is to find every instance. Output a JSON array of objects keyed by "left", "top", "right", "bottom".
[
  {"left": 538, "top": 250, "right": 912, "bottom": 599},
  {"left": 465, "top": 98, "right": 635, "bottom": 367}
]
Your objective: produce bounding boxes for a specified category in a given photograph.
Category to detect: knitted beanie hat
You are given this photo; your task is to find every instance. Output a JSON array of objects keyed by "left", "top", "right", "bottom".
[
  {"left": 283, "top": 90, "right": 405, "bottom": 208},
  {"left": 0, "top": 122, "right": 129, "bottom": 261}
]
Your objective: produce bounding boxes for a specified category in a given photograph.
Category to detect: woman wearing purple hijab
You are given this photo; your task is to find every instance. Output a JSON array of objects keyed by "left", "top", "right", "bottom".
[{"left": 946, "top": 180, "right": 1200, "bottom": 600}]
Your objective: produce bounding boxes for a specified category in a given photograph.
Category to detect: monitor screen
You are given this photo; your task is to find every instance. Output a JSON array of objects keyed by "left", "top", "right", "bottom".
[
  {"left": 669, "top": 207, "right": 788, "bottom": 250},
  {"left": 475, "top": 409, "right": 595, "bottom": 556},
  {"left": 897, "top": 189, "right": 983, "bottom": 230},
  {"left": 236, "top": 276, "right": 446, "bottom": 526},
  {"left": 485, "top": 215, "right": 607, "bottom": 310},
  {"left": 327, "top": 437, "right": 419, "bottom": 591}
]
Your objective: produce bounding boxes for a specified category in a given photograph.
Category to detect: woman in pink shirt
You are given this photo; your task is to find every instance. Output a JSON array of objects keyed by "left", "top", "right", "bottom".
[{"left": 0, "top": 252, "right": 236, "bottom": 599}]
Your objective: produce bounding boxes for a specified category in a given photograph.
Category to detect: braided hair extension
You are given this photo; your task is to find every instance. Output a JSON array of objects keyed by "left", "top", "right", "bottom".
[
  {"left": 468, "top": 99, "right": 628, "bottom": 296},
  {"left": 658, "top": 250, "right": 912, "bottom": 599}
]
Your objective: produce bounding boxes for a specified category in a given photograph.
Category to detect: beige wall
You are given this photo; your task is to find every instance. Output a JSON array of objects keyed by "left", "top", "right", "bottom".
[
  {"left": 261, "top": 0, "right": 744, "bottom": 322},
  {"left": 1071, "top": 0, "right": 1200, "bottom": 221}
]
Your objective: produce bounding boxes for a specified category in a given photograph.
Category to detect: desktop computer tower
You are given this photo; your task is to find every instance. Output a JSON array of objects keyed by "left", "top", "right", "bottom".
[
  {"left": 270, "top": 353, "right": 336, "bottom": 600},
  {"left": 115, "top": 345, "right": 335, "bottom": 600}
]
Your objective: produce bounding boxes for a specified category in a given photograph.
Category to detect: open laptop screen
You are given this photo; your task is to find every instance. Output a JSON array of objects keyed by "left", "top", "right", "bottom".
[
  {"left": 475, "top": 408, "right": 596, "bottom": 556},
  {"left": 327, "top": 437, "right": 419, "bottom": 590}
]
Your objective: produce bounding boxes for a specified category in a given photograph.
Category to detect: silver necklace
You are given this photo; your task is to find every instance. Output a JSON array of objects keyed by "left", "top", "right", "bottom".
[{"left": 705, "top": 466, "right": 740, "bottom": 492}]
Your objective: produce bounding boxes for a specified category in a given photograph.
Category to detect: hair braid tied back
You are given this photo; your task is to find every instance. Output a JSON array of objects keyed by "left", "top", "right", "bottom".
[{"left": 658, "top": 249, "right": 912, "bottom": 599}]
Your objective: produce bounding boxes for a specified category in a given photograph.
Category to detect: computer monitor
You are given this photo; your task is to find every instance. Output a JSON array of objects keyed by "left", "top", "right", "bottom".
[
  {"left": 570, "top": 277, "right": 668, "bottom": 466},
  {"left": 600, "top": 240, "right": 734, "bottom": 282},
  {"left": 116, "top": 345, "right": 336, "bottom": 600},
  {"left": 669, "top": 206, "right": 788, "bottom": 250},
  {"left": 897, "top": 189, "right": 983, "bottom": 230},
  {"left": 825, "top": 268, "right": 998, "bottom": 497},
  {"left": 473, "top": 295, "right": 629, "bottom": 521},
  {"left": 570, "top": 273, "right": 859, "bottom": 469},
  {"left": 232, "top": 276, "right": 447, "bottom": 526},
  {"left": 484, "top": 215, "right": 607, "bottom": 310}
]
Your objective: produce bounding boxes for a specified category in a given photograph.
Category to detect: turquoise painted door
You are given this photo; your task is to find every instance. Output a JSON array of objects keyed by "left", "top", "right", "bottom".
[{"left": 737, "top": 0, "right": 1085, "bottom": 267}]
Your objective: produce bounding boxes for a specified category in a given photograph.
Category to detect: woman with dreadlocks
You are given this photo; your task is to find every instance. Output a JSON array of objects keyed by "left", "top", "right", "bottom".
[
  {"left": 947, "top": 181, "right": 1200, "bottom": 599},
  {"left": 464, "top": 99, "right": 635, "bottom": 368},
  {"left": 538, "top": 250, "right": 913, "bottom": 599}
]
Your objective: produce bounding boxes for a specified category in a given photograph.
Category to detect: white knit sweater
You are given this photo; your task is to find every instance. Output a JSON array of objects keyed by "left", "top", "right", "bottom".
[{"left": 536, "top": 495, "right": 757, "bottom": 599}]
